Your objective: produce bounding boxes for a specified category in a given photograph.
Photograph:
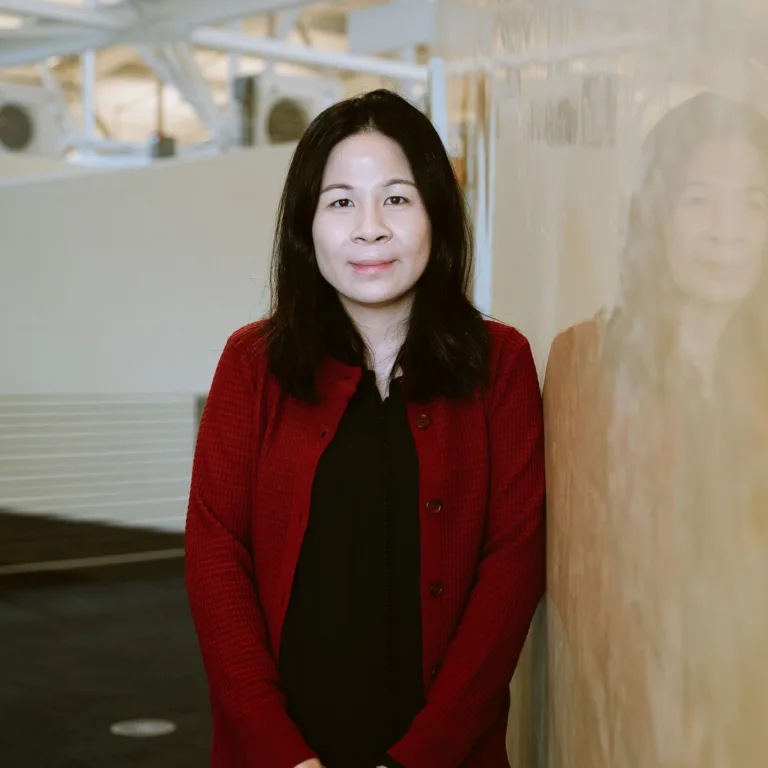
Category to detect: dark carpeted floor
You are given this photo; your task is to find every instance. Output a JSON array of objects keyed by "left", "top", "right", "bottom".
[{"left": 0, "top": 511, "right": 211, "bottom": 768}]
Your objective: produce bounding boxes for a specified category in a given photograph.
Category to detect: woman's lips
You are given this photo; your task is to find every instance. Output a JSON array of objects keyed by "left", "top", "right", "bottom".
[{"left": 350, "top": 260, "right": 396, "bottom": 274}]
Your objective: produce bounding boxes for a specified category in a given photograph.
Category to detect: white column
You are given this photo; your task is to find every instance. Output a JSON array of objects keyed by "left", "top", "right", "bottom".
[
  {"left": 81, "top": 0, "right": 97, "bottom": 140},
  {"left": 227, "top": 19, "right": 244, "bottom": 122},
  {"left": 427, "top": 57, "right": 449, "bottom": 148},
  {"left": 472, "top": 70, "right": 494, "bottom": 317}
]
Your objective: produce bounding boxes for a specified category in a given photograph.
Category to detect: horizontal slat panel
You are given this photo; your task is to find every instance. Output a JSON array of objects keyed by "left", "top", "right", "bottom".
[
  {"left": 0, "top": 398, "right": 191, "bottom": 406},
  {"left": 0, "top": 477, "right": 189, "bottom": 503},
  {"left": 0, "top": 454, "right": 191, "bottom": 474},
  {"left": 0, "top": 462, "right": 188, "bottom": 485},
  {"left": 0, "top": 394, "right": 197, "bottom": 532},
  {"left": 0, "top": 414, "right": 189, "bottom": 439}
]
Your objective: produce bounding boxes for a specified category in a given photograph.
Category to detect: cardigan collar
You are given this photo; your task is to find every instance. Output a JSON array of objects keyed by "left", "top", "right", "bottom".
[
  {"left": 316, "top": 355, "right": 410, "bottom": 402},
  {"left": 317, "top": 355, "right": 364, "bottom": 399}
]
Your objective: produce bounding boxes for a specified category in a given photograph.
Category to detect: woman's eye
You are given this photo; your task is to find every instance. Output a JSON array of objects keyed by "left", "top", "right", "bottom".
[
  {"left": 385, "top": 196, "right": 408, "bottom": 205},
  {"left": 746, "top": 198, "right": 766, "bottom": 213},
  {"left": 683, "top": 195, "right": 708, "bottom": 207},
  {"left": 330, "top": 199, "right": 353, "bottom": 208}
]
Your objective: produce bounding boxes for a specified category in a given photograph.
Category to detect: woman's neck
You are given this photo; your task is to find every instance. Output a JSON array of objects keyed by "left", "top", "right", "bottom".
[{"left": 340, "top": 294, "right": 412, "bottom": 396}]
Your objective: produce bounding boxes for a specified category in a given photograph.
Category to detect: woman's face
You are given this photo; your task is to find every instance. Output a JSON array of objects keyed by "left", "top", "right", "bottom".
[
  {"left": 665, "top": 137, "right": 768, "bottom": 309},
  {"left": 312, "top": 131, "right": 431, "bottom": 313}
]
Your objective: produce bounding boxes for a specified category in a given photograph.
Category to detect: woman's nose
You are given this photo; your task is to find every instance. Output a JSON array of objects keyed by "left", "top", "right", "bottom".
[{"left": 351, "top": 205, "right": 392, "bottom": 243}]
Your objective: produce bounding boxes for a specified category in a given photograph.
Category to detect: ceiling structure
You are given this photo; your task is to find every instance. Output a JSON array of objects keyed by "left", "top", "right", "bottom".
[
  {"left": 1, "top": 0, "right": 766, "bottom": 157},
  {"left": 0, "top": 0, "right": 426, "bottom": 150}
]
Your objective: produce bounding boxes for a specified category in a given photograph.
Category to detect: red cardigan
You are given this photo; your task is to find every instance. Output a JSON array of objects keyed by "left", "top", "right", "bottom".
[{"left": 185, "top": 319, "right": 545, "bottom": 768}]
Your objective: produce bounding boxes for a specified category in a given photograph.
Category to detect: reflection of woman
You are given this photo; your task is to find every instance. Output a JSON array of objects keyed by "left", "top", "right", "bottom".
[
  {"left": 185, "top": 90, "right": 545, "bottom": 768},
  {"left": 545, "top": 92, "right": 768, "bottom": 767}
]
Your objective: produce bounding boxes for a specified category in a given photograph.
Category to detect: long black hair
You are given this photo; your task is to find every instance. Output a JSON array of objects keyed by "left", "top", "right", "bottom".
[{"left": 266, "top": 88, "right": 489, "bottom": 403}]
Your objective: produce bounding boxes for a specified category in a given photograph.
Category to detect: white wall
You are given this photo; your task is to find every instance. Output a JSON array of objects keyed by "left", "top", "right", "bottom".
[
  {"left": 1, "top": 143, "right": 294, "bottom": 395},
  {"left": 0, "top": 144, "right": 293, "bottom": 529}
]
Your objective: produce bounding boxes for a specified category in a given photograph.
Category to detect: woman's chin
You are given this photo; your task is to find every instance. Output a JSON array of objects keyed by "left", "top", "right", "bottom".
[{"left": 339, "top": 286, "right": 414, "bottom": 311}]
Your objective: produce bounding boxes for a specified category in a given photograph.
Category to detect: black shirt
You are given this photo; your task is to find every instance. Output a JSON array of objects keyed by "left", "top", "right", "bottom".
[{"left": 279, "top": 370, "right": 424, "bottom": 768}]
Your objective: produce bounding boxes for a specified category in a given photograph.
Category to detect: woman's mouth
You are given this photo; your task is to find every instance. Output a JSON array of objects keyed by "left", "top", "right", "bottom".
[{"left": 350, "top": 260, "right": 396, "bottom": 274}]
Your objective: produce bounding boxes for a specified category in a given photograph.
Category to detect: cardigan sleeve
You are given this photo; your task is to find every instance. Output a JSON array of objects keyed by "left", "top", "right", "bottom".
[
  {"left": 386, "top": 334, "right": 546, "bottom": 768},
  {"left": 185, "top": 334, "right": 317, "bottom": 768}
]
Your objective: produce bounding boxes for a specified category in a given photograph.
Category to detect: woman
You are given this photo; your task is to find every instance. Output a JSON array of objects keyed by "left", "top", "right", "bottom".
[
  {"left": 545, "top": 92, "right": 768, "bottom": 767},
  {"left": 186, "top": 89, "right": 545, "bottom": 768}
]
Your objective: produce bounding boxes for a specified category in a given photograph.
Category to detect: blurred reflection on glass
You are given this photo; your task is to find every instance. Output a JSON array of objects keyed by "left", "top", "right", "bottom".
[{"left": 545, "top": 92, "right": 768, "bottom": 767}]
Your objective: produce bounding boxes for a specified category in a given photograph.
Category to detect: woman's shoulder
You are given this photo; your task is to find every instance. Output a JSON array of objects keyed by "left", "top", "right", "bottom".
[
  {"left": 219, "top": 319, "right": 273, "bottom": 384},
  {"left": 483, "top": 318, "right": 532, "bottom": 356},
  {"left": 225, "top": 319, "right": 269, "bottom": 358},
  {"left": 481, "top": 320, "right": 539, "bottom": 396}
]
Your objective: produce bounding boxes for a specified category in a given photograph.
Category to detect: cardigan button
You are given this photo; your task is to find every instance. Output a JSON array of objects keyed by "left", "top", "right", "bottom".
[
  {"left": 429, "top": 583, "right": 444, "bottom": 598},
  {"left": 415, "top": 413, "right": 431, "bottom": 429},
  {"left": 431, "top": 662, "right": 441, "bottom": 679},
  {"left": 426, "top": 499, "right": 442, "bottom": 514}
]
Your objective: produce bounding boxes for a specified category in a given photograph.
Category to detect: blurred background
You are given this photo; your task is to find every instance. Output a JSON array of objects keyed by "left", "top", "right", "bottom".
[{"left": 1, "top": 0, "right": 767, "bottom": 766}]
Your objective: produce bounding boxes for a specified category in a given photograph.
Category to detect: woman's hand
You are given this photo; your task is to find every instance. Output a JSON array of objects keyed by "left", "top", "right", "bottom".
[{"left": 293, "top": 761, "right": 324, "bottom": 768}]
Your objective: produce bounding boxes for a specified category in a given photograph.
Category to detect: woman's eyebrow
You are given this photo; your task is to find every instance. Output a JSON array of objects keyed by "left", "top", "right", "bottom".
[
  {"left": 319, "top": 182, "right": 353, "bottom": 194},
  {"left": 383, "top": 178, "right": 417, "bottom": 188}
]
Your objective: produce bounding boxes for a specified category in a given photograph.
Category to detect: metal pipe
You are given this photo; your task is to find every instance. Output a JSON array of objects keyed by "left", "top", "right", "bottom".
[{"left": 191, "top": 26, "right": 429, "bottom": 82}]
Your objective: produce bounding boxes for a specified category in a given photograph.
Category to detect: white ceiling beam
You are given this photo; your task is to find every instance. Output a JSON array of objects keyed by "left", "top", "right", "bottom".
[
  {"left": 0, "top": 0, "right": 347, "bottom": 70},
  {"left": 0, "top": 34, "right": 112, "bottom": 68},
  {"left": 164, "top": 43, "right": 229, "bottom": 142},
  {"left": 192, "top": 27, "right": 429, "bottom": 81},
  {"left": 0, "top": 24, "right": 95, "bottom": 41},
  {"left": 265, "top": 8, "right": 303, "bottom": 75},
  {"left": 137, "top": 44, "right": 192, "bottom": 97},
  {"left": 0, "top": 0, "right": 130, "bottom": 30},
  {"left": 276, "top": 8, "right": 302, "bottom": 39},
  {"left": 137, "top": 43, "right": 229, "bottom": 145}
]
